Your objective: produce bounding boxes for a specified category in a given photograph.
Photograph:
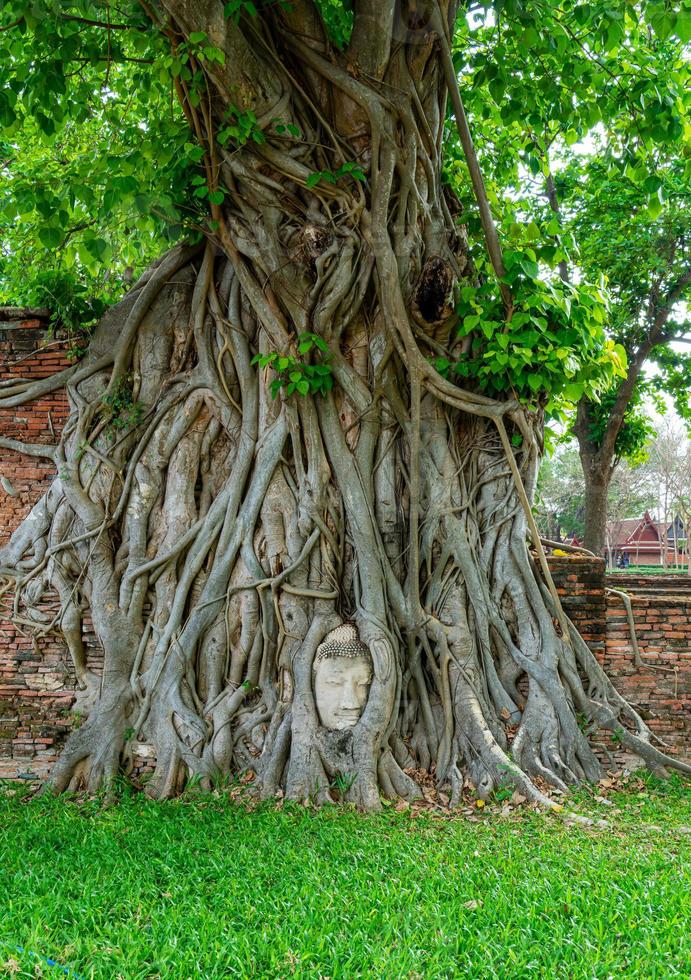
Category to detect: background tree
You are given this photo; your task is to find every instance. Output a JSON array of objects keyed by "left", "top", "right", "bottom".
[
  {"left": 566, "top": 158, "right": 690, "bottom": 555},
  {"left": 535, "top": 441, "right": 657, "bottom": 567},
  {"left": 449, "top": 1, "right": 689, "bottom": 558},
  {"left": 646, "top": 419, "right": 691, "bottom": 572},
  {"left": 535, "top": 444, "right": 586, "bottom": 542},
  {"left": 602, "top": 460, "right": 658, "bottom": 568},
  {"left": 1, "top": 0, "right": 688, "bottom": 808},
  {"left": 670, "top": 449, "right": 691, "bottom": 575}
]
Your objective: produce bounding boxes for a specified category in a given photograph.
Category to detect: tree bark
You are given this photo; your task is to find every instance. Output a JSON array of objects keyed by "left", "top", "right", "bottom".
[
  {"left": 574, "top": 402, "right": 612, "bottom": 557},
  {"left": 582, "top": 464, "right": 610, "bottom": 559},
  {"left": 1, "top": 0, "right": 687, "bottom": 806}
]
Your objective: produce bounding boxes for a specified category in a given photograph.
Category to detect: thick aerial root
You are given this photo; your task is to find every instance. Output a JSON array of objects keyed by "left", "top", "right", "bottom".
[{"left": 45, "top": 683, "right": 133, "bottom": 795}]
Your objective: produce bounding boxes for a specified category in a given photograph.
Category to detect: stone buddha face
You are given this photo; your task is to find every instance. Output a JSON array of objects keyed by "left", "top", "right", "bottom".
[{"left": 313, "top": 623, "right": 373, "bottom": 731}]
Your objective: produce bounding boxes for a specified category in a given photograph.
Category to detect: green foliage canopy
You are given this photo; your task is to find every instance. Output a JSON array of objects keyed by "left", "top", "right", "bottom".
[
  {"left": 0, "top": 0, "right": 688, "bottom": 420},
  {"left": 0, "top": 0, "right": 202, "bottom": 307}
]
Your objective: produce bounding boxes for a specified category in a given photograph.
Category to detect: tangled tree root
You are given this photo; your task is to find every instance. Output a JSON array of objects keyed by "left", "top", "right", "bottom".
[{"left": 2, "top": 0, "right": 688, "bottom": 808}]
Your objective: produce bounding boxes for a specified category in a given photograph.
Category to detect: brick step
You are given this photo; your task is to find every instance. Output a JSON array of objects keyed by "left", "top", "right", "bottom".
[{"left": 607, "top": 574, "right": 691, "bottom": 597}]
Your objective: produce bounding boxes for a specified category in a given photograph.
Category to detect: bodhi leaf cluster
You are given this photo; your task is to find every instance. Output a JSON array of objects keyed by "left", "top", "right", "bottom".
[
  {"left": 306, "top": 161, "right": 367, "bottom": 188},
  {"left": 16, "top": 268, "right": 107, "bottom": 345},
  {"left": 251, "top": 333, "right": 334, "bottom": 399},
  {"left": 100, "top": 373, "right": 145, "bottom": 437},
  {"left": 436, "top": 252, "right": 626, "bottom": 407}
]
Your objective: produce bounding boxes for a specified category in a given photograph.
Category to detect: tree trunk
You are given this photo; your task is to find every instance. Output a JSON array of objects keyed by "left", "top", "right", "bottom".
[
  {"left": 578, "top": 440, "right": 611, "bottom": 558},
  {"left": 1, "top": 1, "right": 686, "bottom": 806}
]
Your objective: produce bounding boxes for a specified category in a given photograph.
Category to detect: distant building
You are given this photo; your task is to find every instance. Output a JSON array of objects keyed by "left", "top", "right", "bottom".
[{"left": 606, "top": 511, "right": 687, "bottom": 567}]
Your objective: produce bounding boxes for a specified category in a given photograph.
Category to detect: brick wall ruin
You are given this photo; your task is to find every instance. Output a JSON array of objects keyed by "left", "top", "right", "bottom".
[
  {"left": 1, "top": 321, "right": 689, "bottom": 779},
  {"left": 0, "top": 309, "right": 69, "bottom": 544},
  {"left": 603, "top": 583, "right": 690, "bottom": 762},
  {"left": 0, "top": 311, "right": 85, "bottom": 777},
  {"left": 550, "top": 556, "right": 690, "bottom": 765}
]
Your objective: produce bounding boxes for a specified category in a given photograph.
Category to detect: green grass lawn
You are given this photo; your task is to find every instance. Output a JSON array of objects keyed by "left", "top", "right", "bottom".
[
  {"left": 611, "top": 565, "right": 689, "bottom": 575},
  {"left": 1, "top": 775, "right": 689, "bottom": 979}
]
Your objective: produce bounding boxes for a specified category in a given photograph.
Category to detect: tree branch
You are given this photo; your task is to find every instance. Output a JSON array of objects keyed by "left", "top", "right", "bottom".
[
  {"left": 596, "top": 266, "right": 691, "bottom": 463},
  {"left": 0, "top": 437, "right": 56, "bottom": 460}
]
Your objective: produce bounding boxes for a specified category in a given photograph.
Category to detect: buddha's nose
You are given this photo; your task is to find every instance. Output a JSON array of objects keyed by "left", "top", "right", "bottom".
[{"left": 342, "top": 678, "right": 360, "bottom": 709}]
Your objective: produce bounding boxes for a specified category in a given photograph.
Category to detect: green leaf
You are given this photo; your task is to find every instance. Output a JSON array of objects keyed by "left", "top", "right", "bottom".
[
  {"left": 519, "top": 258, "right": 540, "bottom": 279},
  {"left": 563, "top": 382, "right": 585, "bottom": 401},
  {"left": 38, "top": 226, "right": 62, "bottom": 248},
  {"left": 527, "top": 373, "right": 544, "bottom": 393}
]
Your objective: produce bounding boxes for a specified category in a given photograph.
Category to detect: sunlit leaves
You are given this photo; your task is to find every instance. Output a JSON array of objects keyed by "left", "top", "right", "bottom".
[
  {"left": 447, "top": 0, "right": 688, "bottom": 244},
  {"left": 453, "top": 257, "right": 623, "bottom": 407}
]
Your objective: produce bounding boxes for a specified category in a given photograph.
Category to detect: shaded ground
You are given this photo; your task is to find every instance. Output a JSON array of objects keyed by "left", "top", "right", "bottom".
[{"left": 0, "top": 775, "right": 689, "bottom": 979}]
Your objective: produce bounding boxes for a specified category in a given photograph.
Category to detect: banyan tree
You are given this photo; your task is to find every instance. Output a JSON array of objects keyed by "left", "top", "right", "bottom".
[{"left": 1, "top": 0, "right": 688, "bottom": 809}]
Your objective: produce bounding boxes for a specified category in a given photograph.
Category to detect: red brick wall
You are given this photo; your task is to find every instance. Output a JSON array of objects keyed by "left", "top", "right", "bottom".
[
  {"left": 549, "top": 555, "right": 689, "bottom": 766},
  {"left": 604, "top": 593, "right": 690, "bottom": 761},
  {"left": 0, "top": 604, "right": 79, "bottom": 779},
  {"left": 607, "top": 573, "right": 691, "bottom": 596},
  {"left": 0, "top": 313, "right": 70, "bottom": 547},
  {"left": 1, "top": 314, "right": 77, "bottom": 778},
  {"left": 548, "top": 555, "right": 607, "bottom": 655}
]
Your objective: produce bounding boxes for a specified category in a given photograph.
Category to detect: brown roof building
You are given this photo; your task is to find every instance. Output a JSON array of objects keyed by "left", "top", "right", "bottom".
[{"left": 606, "top": 511, "right": 686, "bottom": 566}]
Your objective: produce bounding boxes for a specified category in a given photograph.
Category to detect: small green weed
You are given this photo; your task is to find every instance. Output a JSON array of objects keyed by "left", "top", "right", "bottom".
[
  {"left": 252, "top": 333, "right": 333, "bottom": 398},
  {"left": 100, "top": 372, "right": 145, "bottom": 435}
]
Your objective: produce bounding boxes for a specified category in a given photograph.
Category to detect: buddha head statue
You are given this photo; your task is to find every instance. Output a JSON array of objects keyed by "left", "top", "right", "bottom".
[{"left": 312, "top": 623, "right": 373, "bottom": 731}]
